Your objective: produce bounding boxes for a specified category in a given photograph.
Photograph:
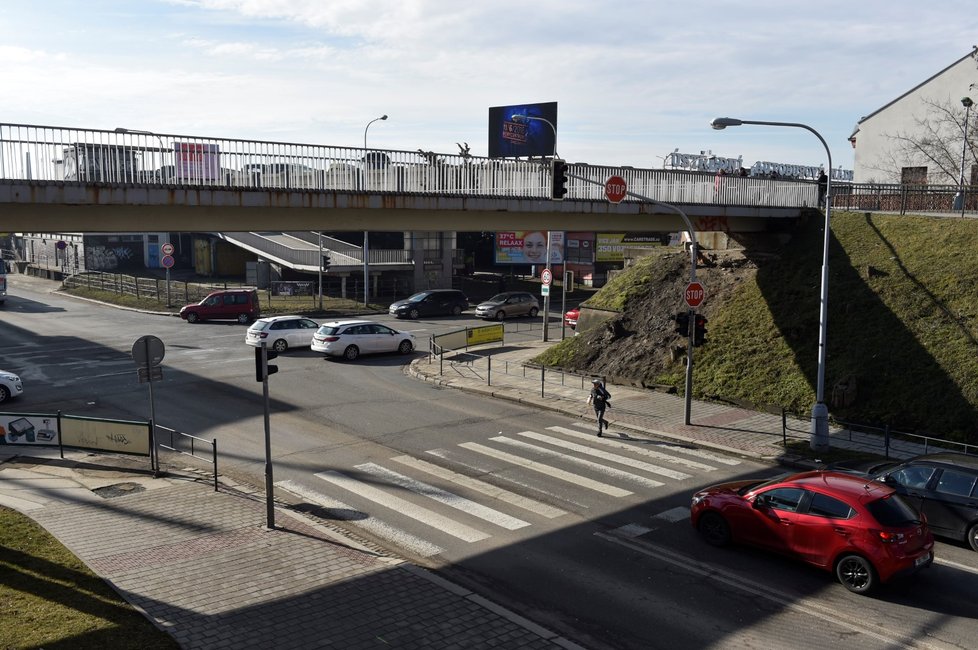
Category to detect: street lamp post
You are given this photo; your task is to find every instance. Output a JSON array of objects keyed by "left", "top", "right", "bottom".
[
  {"left": 511, "top": 114, "right": 559, "bottom": 341},
  {"left": 953, "top": 97, "right": 973, "bottom": 217},
  {"left": 362, "top": 115, "right": 388, "bottom": 308},
  {"left": 711, "top": 117, "right": 832, "bottom": 452}
]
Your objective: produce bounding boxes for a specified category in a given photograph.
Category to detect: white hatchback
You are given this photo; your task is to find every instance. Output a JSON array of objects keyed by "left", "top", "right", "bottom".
[
  {"left": 311, "top": 320, "right": 416, "bottom": 361},
  {"left": 245, "top": 315, "right": 320, "bottom": 352},
  {"left": 0, "top": 369, "right": 24, "bottom": 404}
]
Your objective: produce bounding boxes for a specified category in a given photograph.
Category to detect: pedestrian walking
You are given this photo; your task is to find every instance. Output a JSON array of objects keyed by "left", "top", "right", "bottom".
[
  {"left": 587, "top": 378, "right": 611, "bottom": 436},
  {"left": 817, "top": 170, "right": 828, "bottom": 208}
]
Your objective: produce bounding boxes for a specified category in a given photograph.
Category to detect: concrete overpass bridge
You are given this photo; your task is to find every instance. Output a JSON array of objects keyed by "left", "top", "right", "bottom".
[{"left": 0, "top": 122, "right": 817, "bottom": 234}]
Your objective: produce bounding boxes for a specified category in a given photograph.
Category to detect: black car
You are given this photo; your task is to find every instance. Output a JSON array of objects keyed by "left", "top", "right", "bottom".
[
  {"left": 388, "top": 289, "right": 469, "bottom": 319},
  {"left": 834, "top": 453, "right": 978, "bottom": 551}
]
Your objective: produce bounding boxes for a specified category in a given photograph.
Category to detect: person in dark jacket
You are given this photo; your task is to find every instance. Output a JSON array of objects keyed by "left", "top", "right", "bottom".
[
  {"left": 817, "top": 170, "right": 828, "bottom": 208},
  {"left": 587, "top": 378, "right": 611, "bottom": 436}
]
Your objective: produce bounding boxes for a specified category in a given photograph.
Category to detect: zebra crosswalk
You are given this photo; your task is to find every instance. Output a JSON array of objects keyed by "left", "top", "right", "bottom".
[{"left": 275, "top": 424, "right": 740, "bottom": 559}]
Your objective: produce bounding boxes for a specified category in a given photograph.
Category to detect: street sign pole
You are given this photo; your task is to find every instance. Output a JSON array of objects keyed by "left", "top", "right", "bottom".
[
  {"left": 261, "top": 342, "right": 275, "bottom": 530},
  {"left": 542, "top": 235, "right": 552, "bottom": 342}
]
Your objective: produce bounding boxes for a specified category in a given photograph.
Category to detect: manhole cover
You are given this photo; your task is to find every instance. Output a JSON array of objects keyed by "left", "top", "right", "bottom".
[{"left": 93, "top": 482, "right": 147, "bottom": 498}]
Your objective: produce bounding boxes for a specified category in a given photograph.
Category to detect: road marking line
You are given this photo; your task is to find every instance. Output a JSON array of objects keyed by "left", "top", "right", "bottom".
[
  {"left": 567, "top": 422, "right": 741, "bottom": 465},
  {"left": 551, "top": 425, "right": 709, "bottom": 474},
  {"left": 595, "top": 530, "right": 942, "bottom": 649},
  {"left": 314, "top": 470, "right": 489, "bottom": 542},
  {"left": 275, "top": 479, "right": 444, "bottom": 557},
  {"left": 614, "top": 523, "right": 655, "bottom": 537},
  {"left": 460, "top": 442, "right": 633, "bottom": 497},
  {"left": 425, "top": 448, "right": 590, "bottom": 510},
  {"left": 492, "top": 435, "right": 665, "bottom": 490},
  {"left": 934, "top": 556, "right": 978, "bottom": 575},
  {"left": 392, "top": 455, "right": 566, "bottom": 519},
  {"left": 355, "top": 462, "right": 530, "bottom": 530},
  {"left": 517, "top": 429, "right": 691, "bottom": 480},
  {"left": 653, "top": 506, "right": 690, "bottom": 523}
]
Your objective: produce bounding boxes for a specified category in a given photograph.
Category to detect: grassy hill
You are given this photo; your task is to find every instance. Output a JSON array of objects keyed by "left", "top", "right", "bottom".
[{"left": 536, "top": 210, "right": 978, "bottom": 444}]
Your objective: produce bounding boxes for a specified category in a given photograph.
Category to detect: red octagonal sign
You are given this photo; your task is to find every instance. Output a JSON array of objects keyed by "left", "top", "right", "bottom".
[
  {"left": 684, "top": 281, "right": 705, "bottom": 308},
  {"left": 605, "top": 175, "right": 627, "bottom": 204}
]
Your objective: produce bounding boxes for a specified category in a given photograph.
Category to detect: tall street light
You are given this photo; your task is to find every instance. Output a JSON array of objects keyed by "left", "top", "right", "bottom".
[
  {"left": 362, "top": 115, "right": 388, "bottom": 308},
  {"left": 511, "top": 114, "right": 559, "bottom": 341},
  {"left": 711, "top": 117, "right": 832, "bottom": 452},
  {"left": 953, "top": 97, "right": 973, "bottom": 217}
]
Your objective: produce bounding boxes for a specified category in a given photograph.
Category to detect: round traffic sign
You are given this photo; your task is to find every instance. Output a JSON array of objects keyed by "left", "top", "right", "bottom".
[
  {"left": 161, "top": 242, "right": 175, "bottom": 255},
  {"left": 56, "top": 240, "right": 67, "bottom": 250},
  {"left": 161, "top": 255, "right": 175, "bottom": 269},
  {"left": 132, "top": 335, "right": 165, "bottom": 367},
  {"left": 541, "top": 268, "right": 553, "bottom": 286},
  {"left": 605, "top": 175, "right": 627, "bottom": 204},
  {"left": 684, "top": 281, "right": 705, "bottom": 308}
]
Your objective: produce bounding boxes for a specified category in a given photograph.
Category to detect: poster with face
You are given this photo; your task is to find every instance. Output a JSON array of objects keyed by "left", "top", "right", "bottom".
[{"left": 495, "top": 231, "right": 564, "bottom": 265}]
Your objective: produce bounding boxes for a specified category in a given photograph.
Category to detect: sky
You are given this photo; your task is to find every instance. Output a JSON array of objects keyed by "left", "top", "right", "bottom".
[{"left": 2, "top": 1, "right": 977, "bottom": 173}]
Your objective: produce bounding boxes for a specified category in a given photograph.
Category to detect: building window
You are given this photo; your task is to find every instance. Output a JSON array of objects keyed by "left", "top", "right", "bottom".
[{"left": 901, "top": 167, "right": 927, "bottom": 185}]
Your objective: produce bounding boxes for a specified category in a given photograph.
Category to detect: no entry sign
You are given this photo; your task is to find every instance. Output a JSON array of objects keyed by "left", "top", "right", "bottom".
[
  {"left": 684, "top": 281, "right": 705, "bottom": 308},
  {"left": 605, "top": 176, "right": 627, "bottom": 204}
]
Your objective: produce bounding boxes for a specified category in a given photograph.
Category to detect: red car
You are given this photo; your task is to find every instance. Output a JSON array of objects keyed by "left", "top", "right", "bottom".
[
  {"left": 564, "top": 307, "right": 580, "bottom": 329},
  {"left": 690, "top": 470, "right": 934, "bottom": 594}
]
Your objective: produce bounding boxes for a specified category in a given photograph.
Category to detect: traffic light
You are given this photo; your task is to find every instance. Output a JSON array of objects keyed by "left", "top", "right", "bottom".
[
  {"left": 674, "top": 312, "right": 690, "bottom": 336},
  {"left": 254, "top": 345, "right": 280, "bottom": 382},
  {"left": 693, "top": 315, "right": 708, "bottom": 347},
  {"left": 322, "top": 253, "right": 331, "bottom": 272},
  {"left": 551, "top": 159, "right": 569, "bottom": 200}
]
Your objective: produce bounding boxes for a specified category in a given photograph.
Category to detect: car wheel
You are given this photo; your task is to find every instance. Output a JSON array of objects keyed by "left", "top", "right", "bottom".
[
  {"left": 186, "top": 312, "right": 200, "bottom": 323},
  {"left": 272, "top": 339, "right": 288, "bottom": 353},
  {"left": 409, "top": 308, "right": 420, "bottom": 320},
  {"left": 451, "top": 305, "right": 463, "bottom": 316},
  {"left": 967, "top": 522, "right": 978, "bottom": 552},
  {"left": 343, "top": 345, "right": 360, "bottom": 361},
  {"left": 237, "top": 313, "right": 250, "bottom": 324},
  {"left": 835, "top": 554, "right": 876, "bottom": 594},
  {"left": 0, "top": 385, "right": 9, "bottom": 404},
  {"left": 495, "top": 310, "right": 506, "bottom": 321},
  {"left": 697, "top": 512, "right": 731, "bottom": 547},
  {"left": 398, "top": 339, "right": 414, "bottom": 355},
  {"left": 528, "top": 307, "right": 539, "bottom": 318}
]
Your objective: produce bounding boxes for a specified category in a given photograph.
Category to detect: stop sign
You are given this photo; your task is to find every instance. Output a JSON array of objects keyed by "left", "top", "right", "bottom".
[
  {"left": 605, "top": 176, "right": 627, "bottom": 204},
  {"left": 684, "top": 282, "right": 705, "bottom": 308}
]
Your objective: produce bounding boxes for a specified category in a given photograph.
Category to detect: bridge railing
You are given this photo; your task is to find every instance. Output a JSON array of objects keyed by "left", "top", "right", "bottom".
[{"left": 1, "top": 121, "right": 817, "bottom": 208}]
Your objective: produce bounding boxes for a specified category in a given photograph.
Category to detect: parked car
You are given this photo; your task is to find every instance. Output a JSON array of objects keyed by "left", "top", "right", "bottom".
[
  {"left": 245, "top": 315, "right": 320, "bottom": 352},
  {"left": 832, "top": 453, "right": 978, "bottom": 551},
  {"left": 388, "top": 289, "right": 469, "bottom": 319},
  {"left": 180, "top": 289, "right": 261, "bottom": 324},
  {"left": 690, "top": 470, "right": 934, "bottom": 594},
  {"left": 311, "top": 320, "right": 416, "bottom": 361},
  {"left": 475, "top": 292, "right": 540, "bottom": 320},
  {"left": 564, "top": 307, "right": 580, "bottom": 329},
  {"left": 0, "top": 369, "right": 23, "bottom": 404}
]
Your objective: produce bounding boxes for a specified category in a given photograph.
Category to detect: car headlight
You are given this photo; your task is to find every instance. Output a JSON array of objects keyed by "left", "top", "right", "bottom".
[{"left": 691, "top": 493, "right": 707, "bottom": 506}]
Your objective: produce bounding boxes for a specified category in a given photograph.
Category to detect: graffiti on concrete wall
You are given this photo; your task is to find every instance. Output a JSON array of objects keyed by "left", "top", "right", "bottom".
[{"left": 86, "top": 245, "right": 141, "bottom": 271}]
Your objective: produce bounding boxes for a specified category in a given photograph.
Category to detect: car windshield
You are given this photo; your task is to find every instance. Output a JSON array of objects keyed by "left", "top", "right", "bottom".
[
  {"left": 866, "top": 493, "right": 921, "bottom": 526},
  {"left": 406, "top": 293, "right": 430, "bottom": 303},
  {"left": 740, "top": 473, "right": 792, "bottom": 495}
]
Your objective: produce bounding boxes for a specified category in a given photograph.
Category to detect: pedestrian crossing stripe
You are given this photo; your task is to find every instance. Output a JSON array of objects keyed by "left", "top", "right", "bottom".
[
  {"left": 514, "top": 430, "right": 690, "bottom": 481},
  {"left": 275, "top": 479, "right": 445, "bottom": 557},
  {"left": 492, "top": 435, "right": 666, "bottom": 490},
  {"left": 566, "top": 423, "right": 741, "bottom": 466},
  {"left": 315, "top": 470, "right": 490, "bottom": 542},
  {"left": 653, "top": 506, "right": 691, "bottom": 523},
  {"left": 355, "top": 462, "right": 531, "bottom": 530},
  {"left": 552, "top": 426, "right": 715, "bottom": 472},
  {"left": 460, "top": 441, "right": 633, "bottom": 497},
  {"left": 391, "top": 455, "right": 567, "bottom": 519}
]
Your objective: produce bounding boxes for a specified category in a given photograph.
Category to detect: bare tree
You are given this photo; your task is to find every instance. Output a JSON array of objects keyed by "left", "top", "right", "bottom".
[{"left": 869, "top": 97, "right": 977, "bottom": 184}]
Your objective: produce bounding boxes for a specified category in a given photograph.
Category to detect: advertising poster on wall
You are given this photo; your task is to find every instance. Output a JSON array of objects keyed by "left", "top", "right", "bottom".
[
  {"left": 596, "top": 233, "right": 670, "bottom": 262},
  {"left": 174, "top": 142, "right": 220, "bottom": 182},
  {"left": 495, "top": 231, "right": 564, "bottom": 265},
  {"left": 488, "top": 102, "right": 558, "bottom": 158}
]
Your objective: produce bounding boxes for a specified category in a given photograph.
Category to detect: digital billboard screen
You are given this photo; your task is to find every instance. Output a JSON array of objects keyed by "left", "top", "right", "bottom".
[
  {"left": 488, "top": 101, "right": 558, "bottom": 158},
  {"left": 495, "top": 231, "right": 564, "bottom": 265}
]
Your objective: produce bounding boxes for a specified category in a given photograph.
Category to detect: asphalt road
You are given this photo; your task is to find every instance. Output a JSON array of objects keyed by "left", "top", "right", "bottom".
[{"left": 3, "top": 274, "right": 977, "bottom": 649}]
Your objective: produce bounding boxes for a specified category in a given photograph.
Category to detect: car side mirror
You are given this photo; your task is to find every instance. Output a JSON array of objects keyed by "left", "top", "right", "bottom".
[{"left": 752, "top": 496, "right": 766, "bottom": 509}]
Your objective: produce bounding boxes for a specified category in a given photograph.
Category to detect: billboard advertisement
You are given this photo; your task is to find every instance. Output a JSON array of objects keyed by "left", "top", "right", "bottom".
[
  {"left": 596, "top": 233, "right": 669, "bottom": 262},
  {"left": 488, "top": 101, "right": 558, "bottom": 158},
  {"left": 174, "top": 142, "right": 220, "bottom": 181},
  {"left": 495, "top": 231, "right": 564, "bottom": 265}
]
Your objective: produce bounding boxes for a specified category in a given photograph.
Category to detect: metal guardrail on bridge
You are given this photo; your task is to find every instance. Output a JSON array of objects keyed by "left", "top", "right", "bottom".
[{"left": 0, "top": 121, "right": 817, "bottom": 209}]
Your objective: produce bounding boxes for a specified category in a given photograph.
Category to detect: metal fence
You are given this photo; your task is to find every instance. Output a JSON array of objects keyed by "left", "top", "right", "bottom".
[
  {"left": 155, "top": 424, "right": 218, "bottom": 491},
  {"left": 831, "top": 183, "right": 977, "bottom": 214},
  {"left": 0, "top": 122, "right": 816, "bottom": 208}
]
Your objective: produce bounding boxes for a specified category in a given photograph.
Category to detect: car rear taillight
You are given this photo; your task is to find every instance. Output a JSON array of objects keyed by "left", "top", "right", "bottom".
[
  {"left": 259, "top": 332, "right": 268, "bottom": 338},
  {"left": 324, "top": 336, "right": 340, "bottom": 342},
  {"left": 874, "top": 530, "right": 906, "bottom": 543}
]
